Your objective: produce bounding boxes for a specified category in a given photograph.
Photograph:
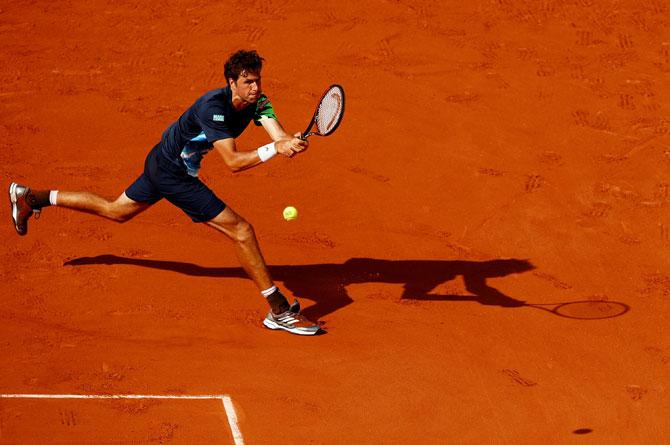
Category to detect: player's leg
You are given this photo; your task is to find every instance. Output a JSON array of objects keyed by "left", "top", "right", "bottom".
[
  {"left": 9, "top": 171, "right": 158, "bottom": 235},
  {"left": 55, "top": 191, "right": 151, "bottom": 222},
  {"left": 9, "top": 143, "right": 169, "bottom": 235},
  {"left": 206, "top": 207, "right": 274, "bottom": 291},
  {"left": 206, "top": 207, "right": 319, "bottom": 335},
  {"left": 154, "top": 159, "right": 319, "bottom": 334},
  {"left": 153, "top": 171, "right": 278, "bottom": 294}
]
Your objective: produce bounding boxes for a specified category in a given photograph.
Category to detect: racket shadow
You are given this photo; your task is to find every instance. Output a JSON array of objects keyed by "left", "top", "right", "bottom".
[
  {"left": 64, "top": 255, "right": 541, "bottom": 319},
  {"left": 524, "top": 300, "right": 631, "bottom": 320}
]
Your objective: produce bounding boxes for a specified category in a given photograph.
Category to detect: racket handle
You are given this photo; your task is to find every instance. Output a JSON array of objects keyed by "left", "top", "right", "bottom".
[{"left": 301, "top": 121, "right": 314, "bottom": 140}]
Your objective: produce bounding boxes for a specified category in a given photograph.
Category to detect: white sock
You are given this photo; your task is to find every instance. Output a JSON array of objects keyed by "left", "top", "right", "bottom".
[
  {"left": 261, "top": 285, "right": 277, "bottom": 297},
  {"left": 49, "top": 190, "right": 59, "bottom": 206}
]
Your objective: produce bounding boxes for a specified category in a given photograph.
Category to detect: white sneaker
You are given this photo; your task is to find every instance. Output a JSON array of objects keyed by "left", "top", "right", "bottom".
[{"left": 263, "top": 304, "right": 320, "bottom": 336}]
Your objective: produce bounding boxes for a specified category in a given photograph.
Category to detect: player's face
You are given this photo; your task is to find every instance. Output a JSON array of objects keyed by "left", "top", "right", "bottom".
[{"left": 230, "top": 70, "right": 262, "bottom": 105}]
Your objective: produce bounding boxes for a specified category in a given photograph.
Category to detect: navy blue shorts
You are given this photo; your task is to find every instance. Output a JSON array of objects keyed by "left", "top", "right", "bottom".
[{"left": 125, "top": 144, "right": 226, "bottom": 222}]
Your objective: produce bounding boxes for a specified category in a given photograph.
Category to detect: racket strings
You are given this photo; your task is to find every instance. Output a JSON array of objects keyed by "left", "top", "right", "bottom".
[{"left": 315, "top": 87, "right": 344, "bottom": 135}]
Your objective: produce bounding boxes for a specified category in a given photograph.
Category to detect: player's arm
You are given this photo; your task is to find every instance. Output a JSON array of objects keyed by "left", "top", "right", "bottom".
[
  {"left": 213, "top": 138, "right": 263, "bottom": 173},
  {"left": 212, "top": 129, "right": 307, "bottom": 172}
]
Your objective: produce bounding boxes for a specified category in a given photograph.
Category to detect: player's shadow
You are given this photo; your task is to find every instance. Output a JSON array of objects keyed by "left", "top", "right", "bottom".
[{"left": 64, "top": 255, "right": 534, "bottom": 320}]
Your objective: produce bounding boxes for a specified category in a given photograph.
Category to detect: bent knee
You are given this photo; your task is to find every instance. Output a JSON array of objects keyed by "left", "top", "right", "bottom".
[
  {"left": 112, "top": 212, "right": 134, "bottom": 223},
  {"left": 106, "top": 209, "right": 134, "bottom": 223},
  {"left": 234, "top": 219, "right": 255, "bottom": 243},
  {"left": 105, "top": 201, "right": 142, "bottom": 223}
]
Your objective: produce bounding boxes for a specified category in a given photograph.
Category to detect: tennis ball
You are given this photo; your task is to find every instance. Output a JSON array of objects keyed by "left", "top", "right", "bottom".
[{"left": 283, "top": 206, "right": 298, "bottom": 221}]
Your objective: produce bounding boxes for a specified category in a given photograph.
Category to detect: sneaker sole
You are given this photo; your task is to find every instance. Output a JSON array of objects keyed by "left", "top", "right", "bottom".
[
  {"left": 263, "top": 318, "right": 320, "bottom": 336},
  {"left": 8, "top": 183, "right": 24, "bottom": 235}
]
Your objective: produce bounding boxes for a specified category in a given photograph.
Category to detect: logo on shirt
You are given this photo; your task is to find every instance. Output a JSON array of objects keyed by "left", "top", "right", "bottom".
[{"left": 213, "top": 114, "right": 225, "bottom": 122}]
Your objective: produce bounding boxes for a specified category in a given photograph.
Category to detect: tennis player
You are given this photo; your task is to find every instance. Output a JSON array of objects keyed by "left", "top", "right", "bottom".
[{"left": 9, "top": 49, "right": 320, "bottom": 335}]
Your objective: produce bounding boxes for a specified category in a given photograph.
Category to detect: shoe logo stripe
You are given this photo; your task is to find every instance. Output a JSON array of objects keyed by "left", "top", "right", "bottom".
[{"left": 278, "top": 316, "right": 299, "bottom": 325}]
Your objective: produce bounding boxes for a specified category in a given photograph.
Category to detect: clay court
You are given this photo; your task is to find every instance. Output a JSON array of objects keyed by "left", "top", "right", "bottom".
[{"left": 1, "top": 0, "right": 669, "bottom": 443}]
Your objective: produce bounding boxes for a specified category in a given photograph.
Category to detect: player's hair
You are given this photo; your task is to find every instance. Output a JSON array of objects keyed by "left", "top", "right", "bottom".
[{"left": 224, "top": 50, "right": 264, "bottom": 81}]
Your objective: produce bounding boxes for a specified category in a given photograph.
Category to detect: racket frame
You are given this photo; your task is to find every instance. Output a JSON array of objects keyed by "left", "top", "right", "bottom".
[{"left": 301, "top": 84, "right": 345, "bottom": 140}]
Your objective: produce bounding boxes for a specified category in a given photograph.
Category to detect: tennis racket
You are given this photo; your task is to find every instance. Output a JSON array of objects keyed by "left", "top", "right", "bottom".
[{"left": 300, "top": 84, "right": 345, "bottom": 140}]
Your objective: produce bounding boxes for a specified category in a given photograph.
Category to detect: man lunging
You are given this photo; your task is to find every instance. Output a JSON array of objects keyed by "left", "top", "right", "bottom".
[{"left": 9, "top": 49, "right": 320, "bottom": 335}]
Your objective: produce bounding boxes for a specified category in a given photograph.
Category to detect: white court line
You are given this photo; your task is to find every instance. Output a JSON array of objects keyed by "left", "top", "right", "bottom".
[
  {"left": 221, "top": 395, "right": 244, "bottom": 445},
  {"left": 0, "top": 393, "right": 244, "bottom": 445}
]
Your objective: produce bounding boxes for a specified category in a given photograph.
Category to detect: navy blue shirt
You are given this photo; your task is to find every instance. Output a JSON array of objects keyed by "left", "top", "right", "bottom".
[{"left": 159, "top": 86, "right": 276, "bottom": 176}]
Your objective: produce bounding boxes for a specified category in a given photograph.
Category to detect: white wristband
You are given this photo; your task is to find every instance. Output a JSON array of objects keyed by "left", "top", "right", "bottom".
[
  {"left": 257, "top": 142, "right": 277, "bottom": 162},
  {"left": 49, "top": 190, "right": 59, "bottom": 206}
]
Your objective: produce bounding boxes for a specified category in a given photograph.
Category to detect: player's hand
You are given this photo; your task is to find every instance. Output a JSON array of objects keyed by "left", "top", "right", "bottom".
[{"left": 276, "top": 134, "right": 309, "bottom": 158}]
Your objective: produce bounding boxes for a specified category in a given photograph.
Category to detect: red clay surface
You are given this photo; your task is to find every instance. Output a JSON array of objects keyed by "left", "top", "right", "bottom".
[{"left": 1, "top": 0, "right": 669, "bottom": 443}]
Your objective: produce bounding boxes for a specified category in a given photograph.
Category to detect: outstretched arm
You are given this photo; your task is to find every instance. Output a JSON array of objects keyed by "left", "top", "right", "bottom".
[
  {"left": 213, "top": 138, "right": 263, "bottom": 173},
  {"left": 213, "top": 119, "right": 308, "bottom": 173}
]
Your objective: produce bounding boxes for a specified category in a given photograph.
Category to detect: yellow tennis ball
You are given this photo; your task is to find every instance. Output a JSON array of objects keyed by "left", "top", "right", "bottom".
[{"left": 283, "top": 206, "right": 298, "bottom": 221}]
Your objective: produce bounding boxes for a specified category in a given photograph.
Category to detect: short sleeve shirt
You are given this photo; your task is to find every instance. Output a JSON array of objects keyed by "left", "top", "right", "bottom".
[{"left": 159, "top": 86, "right": 277, "bottom": 176}]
